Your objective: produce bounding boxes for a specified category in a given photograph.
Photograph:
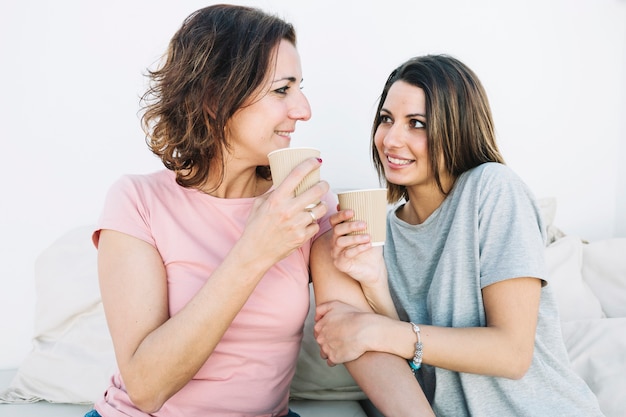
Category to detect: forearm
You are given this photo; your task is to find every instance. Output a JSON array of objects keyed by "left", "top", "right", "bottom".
[
  {"left": 345, "top": 352, "right": 434, "bottom": 417},
  {"left": 371, "top": 318, "right": 534, "bottom": 379},
  {"left": 371, "top": 278, "right": 540, "bottom": 380},
  {"left": 360, "top": 275, "right": 399, "bottom": 319}
]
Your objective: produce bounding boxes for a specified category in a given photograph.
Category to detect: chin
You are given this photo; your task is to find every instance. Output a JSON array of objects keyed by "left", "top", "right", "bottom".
[
  {"left": 383, "top": 170, "right": 405, "bottom": 185},
  {"left": 270, "top": 144, "right": 290, "bottom": 153}
]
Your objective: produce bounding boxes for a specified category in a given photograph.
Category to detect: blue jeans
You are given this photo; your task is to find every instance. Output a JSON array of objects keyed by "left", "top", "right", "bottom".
[{"left": 84, "top": 408, "right": 301, "bottom": 417}]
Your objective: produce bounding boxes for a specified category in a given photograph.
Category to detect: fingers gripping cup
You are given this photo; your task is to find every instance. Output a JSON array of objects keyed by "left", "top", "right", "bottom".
[
  {"left": 268, "top": 147, "right": 321, "bottom": 197},
  {"left": 337, "top": 188, "right": 388, "bottom": 246}
]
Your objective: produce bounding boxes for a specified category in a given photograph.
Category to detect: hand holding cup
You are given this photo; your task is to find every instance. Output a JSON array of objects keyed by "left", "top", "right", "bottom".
[
  {"left": 268, "top": 147, "right": 321, "bottom": 202},
  {"left": 336, "top": 188, "right": 387, "bottom": 246}
]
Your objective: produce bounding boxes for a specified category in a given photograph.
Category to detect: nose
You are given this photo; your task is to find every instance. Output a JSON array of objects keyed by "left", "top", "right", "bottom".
[
  {"left": 289, "top": 90, "right": 312, "bottom": 121},
  {"left": 381, "top": 122, "right": 404, "bottom": 148}
]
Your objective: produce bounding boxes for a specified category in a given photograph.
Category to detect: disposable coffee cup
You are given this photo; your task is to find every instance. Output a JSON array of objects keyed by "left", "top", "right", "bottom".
[
  {"left": 268, "top": 147, "right": 321, "bottom": 198},
  {"left": 337, "top": 188, "right": 388, "bottom": 246}
]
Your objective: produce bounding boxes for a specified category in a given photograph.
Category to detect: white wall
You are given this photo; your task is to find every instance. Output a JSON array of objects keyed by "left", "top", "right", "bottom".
[{"left": 1, "top": 0, "right": 624, "bottom": 368}]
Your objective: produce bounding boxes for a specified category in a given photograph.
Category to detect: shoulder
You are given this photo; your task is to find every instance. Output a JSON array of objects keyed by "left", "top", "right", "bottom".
[
  {"left": 102, "top": 170, "right": 188, "bottom": 215},
  {"left": 113, "top": 169, "right": 175, "bottom": 188},
  {"left": 459, "top": 163, "right": 529, "bottom": 196},
  {"left": 108, "top": 170, "right": 179, "bottom": 197},
  {"left": 452, "top": 163, "right": 541, "bottom": 226},
  {"left": 463, "top": 162, "right": 519, "bottom": 183}
]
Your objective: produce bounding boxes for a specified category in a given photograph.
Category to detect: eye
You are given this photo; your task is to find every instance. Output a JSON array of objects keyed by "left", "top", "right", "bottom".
[
  {"left": 410, "top": 118, "right": 426, "bottom": 129},
  {"left": 274, "top": 85, "right": 290, "bottom": 95},
  {"left": 378, "top": 114, "right": 392, "bottom": 124}
]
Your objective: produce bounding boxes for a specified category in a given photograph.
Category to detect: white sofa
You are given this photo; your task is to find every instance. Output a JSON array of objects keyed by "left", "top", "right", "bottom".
[{"left": 1, "top": 199, "right": 625, "bottom": 416}]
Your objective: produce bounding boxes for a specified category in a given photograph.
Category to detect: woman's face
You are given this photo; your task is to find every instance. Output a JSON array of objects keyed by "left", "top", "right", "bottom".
[
  {"left": 225, "top": 39, "right": 311, "bottom": 167},
  {"left": 374, "top": 80, "right": 436, "bottom": 192}
]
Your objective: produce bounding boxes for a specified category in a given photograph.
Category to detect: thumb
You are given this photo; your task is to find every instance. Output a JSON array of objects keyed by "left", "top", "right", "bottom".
[{"left": 314, "top": 301, "right": 332, "bottom": 322}]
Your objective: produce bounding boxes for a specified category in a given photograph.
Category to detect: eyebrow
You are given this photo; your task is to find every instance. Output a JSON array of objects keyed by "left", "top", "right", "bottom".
[
  {"left": 272, "top": 76, "right": 300, "bottom": 83},
  {"left": 380, "top": 108, "right": 426, "bottom": 118}
]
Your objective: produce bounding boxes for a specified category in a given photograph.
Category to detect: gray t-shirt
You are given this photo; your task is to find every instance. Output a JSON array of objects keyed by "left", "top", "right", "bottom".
[{"left": 386, "top": 163, "right": 604, "bottom": 416}]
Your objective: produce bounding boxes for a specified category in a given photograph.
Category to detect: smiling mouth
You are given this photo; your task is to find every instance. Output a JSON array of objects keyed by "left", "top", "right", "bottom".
[
  {"left": 276, "top": 131, "right": 292, "bottom": 138},
  {"left": 387, "top": 155, "right": 414, "bottom": 165}
]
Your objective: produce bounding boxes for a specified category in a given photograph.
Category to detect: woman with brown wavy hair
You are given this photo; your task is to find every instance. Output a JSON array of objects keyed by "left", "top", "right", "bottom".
[{"left": 87, "top": 5, "right": 332, "bottom": 416}]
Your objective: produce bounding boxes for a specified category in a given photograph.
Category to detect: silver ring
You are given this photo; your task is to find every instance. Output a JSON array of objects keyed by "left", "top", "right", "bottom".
[{"left": 307, "top": 209, "right": 317, "bottom": 224}]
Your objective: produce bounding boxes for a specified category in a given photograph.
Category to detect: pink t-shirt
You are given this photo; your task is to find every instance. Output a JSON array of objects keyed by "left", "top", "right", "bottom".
[{"left": 92, "top": 169, "right": 336, "bottom": 417}]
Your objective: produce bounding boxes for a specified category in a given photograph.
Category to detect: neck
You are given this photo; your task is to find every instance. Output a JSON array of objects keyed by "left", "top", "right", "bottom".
[
  {"left": 198, "top": 168, "right": 269, "bottom": 199},
  {"left": 402, "top": 175, "right": 454, "bottom": 225},
  {"left": 401, "top": 192, "right": 445, "bottom": 225}
]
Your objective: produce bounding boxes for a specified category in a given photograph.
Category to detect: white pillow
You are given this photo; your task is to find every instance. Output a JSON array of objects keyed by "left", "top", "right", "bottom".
[
  {"left": 537, "top": 197, "right": 566, "bottom": 245},
  {"left": 561, "top": 318, "right": 626, "bottom": 417},
  {"left": 581, "top": 238, "right": 626, "bottom": 318},
  {"left": 537, "top": 197, "right": 557, "bottom": 227},
  {"left": 544, "top": 236, "right": 605, "bottom": 321},
  {"left": 289, "top": 284, "right": 366, "bottom": 401},
  {"left": 0, "top": 225, "right": 115, "bottom": 404}
]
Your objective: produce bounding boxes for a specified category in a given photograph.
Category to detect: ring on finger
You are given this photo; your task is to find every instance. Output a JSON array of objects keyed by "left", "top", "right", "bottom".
[{"left": 307, "top": 209, "right": 317, "bottom": 224}]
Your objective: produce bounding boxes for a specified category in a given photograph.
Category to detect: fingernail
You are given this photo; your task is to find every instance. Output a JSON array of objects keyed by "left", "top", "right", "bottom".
[{"left": 316, "top": 157, "right": 323, "bottom": 163}]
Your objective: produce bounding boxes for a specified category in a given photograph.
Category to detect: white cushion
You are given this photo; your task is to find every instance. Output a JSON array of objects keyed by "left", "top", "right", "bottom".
[
  {"left": 537, "top": 197, "right": 566, "bottom": 245},
  {"left": 0, "top": 225, "right": 115, "bottom": 404},
  {"left": 544, "top": 236, "right": 605, "bottom": 321},
  {"left": 581, "top": 238, "right": 626, "bottom": 318},
  {"left": 561, "top": 318, "right": 626, "bottom": 417}
]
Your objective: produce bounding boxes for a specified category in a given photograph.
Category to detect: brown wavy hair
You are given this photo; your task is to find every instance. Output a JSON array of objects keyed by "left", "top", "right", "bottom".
[
  {"left": 371, "top": 54, "right": 505, "bottom": 204},
  {"left": 141, "top": 4, "right": 296, "bottom": 189}
]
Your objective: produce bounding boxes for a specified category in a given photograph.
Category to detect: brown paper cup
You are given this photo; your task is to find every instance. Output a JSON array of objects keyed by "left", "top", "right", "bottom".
[
  {"left": 268, "top": 147, "right": 321, "bottom": 197},
  {"left": 337, "top": 188, "right": 388, "bottom": 246}
]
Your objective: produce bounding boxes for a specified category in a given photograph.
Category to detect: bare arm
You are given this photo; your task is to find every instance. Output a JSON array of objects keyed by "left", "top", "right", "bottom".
[
  {"left": 368, "top": 277, "right": 542, "bottom": 379},
  {"left": 310, "top": 232, "right": 434, "bottom": 417},
  {"left": 316, "top": 277, "right": 542, "bottom": 380},
  {"left": 98, "top": 158, "right": 328, "bottom": 413}
]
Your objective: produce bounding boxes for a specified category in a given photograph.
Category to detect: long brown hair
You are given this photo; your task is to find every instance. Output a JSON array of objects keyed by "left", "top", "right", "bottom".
[
  {"left": 141, "top": 4, "right": 296, "bottom": 189},
  {"left": 371, "top": 54, "right": 505, "bottom": 203}
]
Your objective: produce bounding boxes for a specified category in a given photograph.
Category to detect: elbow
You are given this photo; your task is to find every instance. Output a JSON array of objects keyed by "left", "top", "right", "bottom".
[
  {"left": 120, "top": 363, "right": 184, "bottom": 413},
  {"left": 502, "top": 349, "right": 533, "bottom": 380},
  {"left": 506, "top": 364, "right": 530, "bottom": 380},
  {"left": 126, "top": 383, "right": 166, "bottom": 414}
]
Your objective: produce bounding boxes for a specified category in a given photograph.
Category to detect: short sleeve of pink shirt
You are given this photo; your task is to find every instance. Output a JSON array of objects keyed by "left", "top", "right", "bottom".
[{"left": 92, "top": 169, "right": 337, "bottom": 417}]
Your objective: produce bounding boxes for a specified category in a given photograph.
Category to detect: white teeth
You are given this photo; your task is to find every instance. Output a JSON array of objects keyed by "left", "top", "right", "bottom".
[
  {"left": 388, "top": 156, "right": 412, "bottom": 165},
  {"left": 276, "top": 131, "right": 291, "bottom": 138}
]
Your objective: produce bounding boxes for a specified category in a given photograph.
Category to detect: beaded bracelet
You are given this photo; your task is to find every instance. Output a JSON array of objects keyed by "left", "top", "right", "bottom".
[{"left": 408, "top": 322, "right": 423, "bottom": 373}]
